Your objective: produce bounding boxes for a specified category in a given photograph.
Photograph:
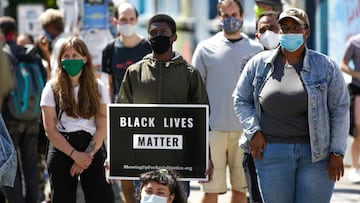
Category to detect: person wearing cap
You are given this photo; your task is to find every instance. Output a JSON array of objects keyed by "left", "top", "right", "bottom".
[
  {"left": 254, "top": 0, "right": 282, "bottom": 19},
  {"left": 239, "top": 10, "right": 280, "bottom": 203},
  {"left": 233, "top": 8, "right": 349, "bottom": 202},
  {"left": 341, "top": 33, "right": 360, "bottom": 184}
]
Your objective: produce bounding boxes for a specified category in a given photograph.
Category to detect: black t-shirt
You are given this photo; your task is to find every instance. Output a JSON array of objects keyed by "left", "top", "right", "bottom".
[{"left": 101, "top": 38, "right": 152, "bottom": 99}]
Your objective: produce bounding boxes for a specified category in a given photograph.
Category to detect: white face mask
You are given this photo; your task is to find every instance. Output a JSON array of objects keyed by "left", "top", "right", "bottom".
[
  {"left": 259, "top": 30, "right": 279, "bottom": 50},
  {"left": 141, "top": 194, "right": 168, "bottom": 203},
  {"left": 117, "top": 24, "right": 136, "bottom": 37}
]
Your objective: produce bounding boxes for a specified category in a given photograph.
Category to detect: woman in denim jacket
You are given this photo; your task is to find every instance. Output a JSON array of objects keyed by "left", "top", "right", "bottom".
[
  {"left": 0, "top": 31, "right": 16, "bottom": 188},
  {"left": 233, "top": 8, "right": 349, "bottom": 203},
  {"left": 0, "top": 115, "right": 17, "bottom": 187}
]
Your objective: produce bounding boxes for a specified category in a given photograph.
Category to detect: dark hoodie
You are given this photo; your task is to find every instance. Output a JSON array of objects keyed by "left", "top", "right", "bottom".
[
  {"left": 3, "top": 41, "right": 46, "bottom": 82},
  {"left": 118, "top": 52, "right": 209, "bottom": 105}
]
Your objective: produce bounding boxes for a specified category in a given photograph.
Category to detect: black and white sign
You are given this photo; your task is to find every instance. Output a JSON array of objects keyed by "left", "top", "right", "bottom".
[{"left": 107, "top": 104, "right": 209, "bottom": 181}]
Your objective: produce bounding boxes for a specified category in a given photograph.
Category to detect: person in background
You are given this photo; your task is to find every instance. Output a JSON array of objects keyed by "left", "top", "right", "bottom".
[
  {"left": 253, "top": 0, "right": 282, "bottom": 19},
  {"left": 0, "top": 16, "right": 43, "bottom": 203},
  {"left": 18, "top": 33, "right": 50, "bottom": 78},
  {"left": 102, "top": 2, "right": 151, "bottom": 104},
  {"left": 0, "top": 29, "right": 17, "bottom": 203},
  {"left": 16, "top": 33, "right": 34, "bottom": 46},
  {"left": 16, "top": 32, "right": 48, "bottom": 82},
  {"left": 233, "top": 8, "right": 349, "bottom": 203},
  {"left": 341, "top": 33, "right": 360, "bottom": 183},
  {"left": 255, "top": 11, "right": 280, "bottom": 50},
  {"left": 16, "top": 32, "right": 49, "bottom": 202},
  {"left": 38, "top": 8, "right": 70, "bottom": 79},
  {"left": 40, "top": 37, "right": 114, "bottom": 202},
  {"left": 239, "top": 10, "right": 280, "bottom": 203},
  {"left": 191, "top": 1, "right": 263, "bottom": 202},
  {"left": 117, "top": 13, "right": 213, "bottom": 202},
  {"left": 139, "top": 169, "right": 186, "bottom": 203}
]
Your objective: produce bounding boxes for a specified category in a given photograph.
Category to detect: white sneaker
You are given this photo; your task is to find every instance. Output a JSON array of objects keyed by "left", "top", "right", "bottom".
[{"left": 348, "top": 168, "right": 360, "bottom": 183}]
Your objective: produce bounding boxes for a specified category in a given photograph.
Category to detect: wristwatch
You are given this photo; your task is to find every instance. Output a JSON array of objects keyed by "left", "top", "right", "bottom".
[{"left": 330, "top": 152, "right": 344, "bottom": 157}]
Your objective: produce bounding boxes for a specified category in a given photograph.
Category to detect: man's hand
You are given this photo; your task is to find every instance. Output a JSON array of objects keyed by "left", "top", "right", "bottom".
[
  {"left": 206, "top": 158, "right": 214, "bottom": 181},
  {"left": 104, "top": 159, "right": 115, "bottom": 184},
  {"left": 36, "top": 36, "right": 51, "bottom": 62},
  {"left": 327, "top": 153, "right": 344, "bottom": 182},
  {"left": 250, "top": 131, "right": 266, "bottom": 160},
  {"left": 199, "top": 159, "right": 214, "bottom": 183}
]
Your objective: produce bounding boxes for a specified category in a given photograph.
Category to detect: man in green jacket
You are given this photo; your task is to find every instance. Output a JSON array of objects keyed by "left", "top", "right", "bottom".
[{"left": 117, "top": 13, "right": 213, "bottom": 199}]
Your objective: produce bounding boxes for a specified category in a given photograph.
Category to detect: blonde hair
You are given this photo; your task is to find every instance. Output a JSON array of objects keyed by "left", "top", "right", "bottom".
[{"left": 38, "top": 9, "right": 64, "bottom": 32}]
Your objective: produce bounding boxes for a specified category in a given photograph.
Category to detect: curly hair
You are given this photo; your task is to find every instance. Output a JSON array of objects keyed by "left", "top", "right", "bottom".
[
  {"left": 147, "top": 14, "right": 176, "bottom": 35},
  {"left": 139, "top": 169, "right": 186, "bottom": 203},
  {"left": 54, "top": 37, "right": 101, "bottom": 119}
]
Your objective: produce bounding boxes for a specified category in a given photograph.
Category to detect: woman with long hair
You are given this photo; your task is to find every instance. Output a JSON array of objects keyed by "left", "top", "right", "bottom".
[{"left": 40, "top": 37, "right": 114, "bottom": 203}]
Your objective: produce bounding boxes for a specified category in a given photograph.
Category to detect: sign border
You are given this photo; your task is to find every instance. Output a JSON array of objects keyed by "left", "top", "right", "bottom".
[{"left": 107, "top": 103, "right": 209, "bottom": 181}]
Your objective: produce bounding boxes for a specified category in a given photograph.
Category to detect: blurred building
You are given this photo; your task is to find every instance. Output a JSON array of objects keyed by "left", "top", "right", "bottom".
[{"left": 0, "top": 0, "right": 9, "bottom": 16}]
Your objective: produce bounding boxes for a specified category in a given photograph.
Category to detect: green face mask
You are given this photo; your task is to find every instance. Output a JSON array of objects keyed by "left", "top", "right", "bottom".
[
  {"left": 61, "top": 59, "right": 84, "bottom": 77},
  {"left": 254, "top": 5, "right": 266, "bottom": 19}
]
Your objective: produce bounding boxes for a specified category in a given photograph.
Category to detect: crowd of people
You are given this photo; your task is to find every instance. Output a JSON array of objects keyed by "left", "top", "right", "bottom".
[{"left": 0, "top": 0, "right": 356, "bottom": 203}]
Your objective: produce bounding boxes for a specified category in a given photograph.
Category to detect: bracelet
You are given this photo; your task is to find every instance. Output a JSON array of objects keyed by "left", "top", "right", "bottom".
[
  {"left": 69, "top": 148, "right": 75, "bottom": 157},
  {"left": 330, "top": 152, "right": 343, "bottom": 157}
]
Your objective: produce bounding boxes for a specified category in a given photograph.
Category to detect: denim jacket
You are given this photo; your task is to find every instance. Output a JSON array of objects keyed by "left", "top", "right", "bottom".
[
  {"left": 0, "top": 114, "right": 17, "bottom": 187},
  {"left": 233, "top": 47, "right": 350, "bottom": 162}
]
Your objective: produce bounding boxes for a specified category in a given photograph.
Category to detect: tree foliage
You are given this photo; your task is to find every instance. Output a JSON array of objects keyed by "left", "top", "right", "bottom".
[{"left": 7, "top": 0, "right": 57, "bottom": 19}]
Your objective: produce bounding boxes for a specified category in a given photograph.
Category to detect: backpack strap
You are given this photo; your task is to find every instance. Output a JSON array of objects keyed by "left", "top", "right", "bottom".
[
  {"left": 2, "top": 44, "right": 18, "bottom": 75},
  {"left": 51, "top": 85, "right": 59, "bottom": 116},
  {"left": 102, "top": 40, "right": 115, "bottom": 73},
  {"left": 2, "top": 44, "right": 15, "bottom": 59}
]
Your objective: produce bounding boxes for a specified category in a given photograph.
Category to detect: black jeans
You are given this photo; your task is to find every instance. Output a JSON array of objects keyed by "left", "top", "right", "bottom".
[
  {"left": 243, "top": 153, "right": 263, "bottom": 203},
  {"left": 47, "top": 131, "right": 114, "bottom": 203},
  {"left": 3, "top": 119, "right": 39, "bottom": 203}
]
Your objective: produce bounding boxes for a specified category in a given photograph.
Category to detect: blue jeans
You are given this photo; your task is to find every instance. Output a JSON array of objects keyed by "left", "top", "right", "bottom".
[{"left": 254, "top": 143, "right": 334, "bottom": 203}]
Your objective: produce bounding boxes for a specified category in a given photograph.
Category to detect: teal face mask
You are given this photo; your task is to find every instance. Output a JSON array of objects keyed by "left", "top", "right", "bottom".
[
  {"left": 278, "top": 34, "right": 304, "bottom": 52},
  {"left": 61, "top": 59, "right": 84, "bottom": 77}
]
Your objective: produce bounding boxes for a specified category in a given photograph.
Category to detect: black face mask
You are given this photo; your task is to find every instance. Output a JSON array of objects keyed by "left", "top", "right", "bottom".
[{"left": 149, "top": 35, "right": 171, "bottom": 54}]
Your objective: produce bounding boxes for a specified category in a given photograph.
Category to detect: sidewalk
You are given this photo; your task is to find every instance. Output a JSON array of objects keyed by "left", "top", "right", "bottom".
[
  {"left": 331, "top": 167, "right": 360, "bottom": 203},
  {"left": 187, "top": 167, "right": 360, "bottom": 203},
  {"left": 45, "top": 166, "right": 359, "bottom": 203}
]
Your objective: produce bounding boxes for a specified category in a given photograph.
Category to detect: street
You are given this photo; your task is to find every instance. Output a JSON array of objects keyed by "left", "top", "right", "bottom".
[{"left": 188, "top": 166, "right": 360, "bottom": 203}]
